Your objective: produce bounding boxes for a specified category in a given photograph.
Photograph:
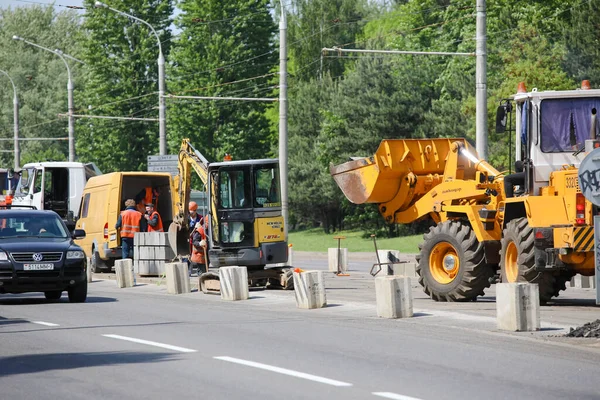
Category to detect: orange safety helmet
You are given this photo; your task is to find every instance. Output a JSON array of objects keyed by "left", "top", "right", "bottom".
[{"left": 189, "top": 201, "right": 198, "bottom": 212}]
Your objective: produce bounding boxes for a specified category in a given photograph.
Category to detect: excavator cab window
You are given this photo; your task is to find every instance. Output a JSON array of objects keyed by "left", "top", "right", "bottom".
[
  {"left": 218, "top": 168, "right": 250, "bottom": 209},
  {"left": 254, "top": 164, "right": 280, "bottom": 207}
]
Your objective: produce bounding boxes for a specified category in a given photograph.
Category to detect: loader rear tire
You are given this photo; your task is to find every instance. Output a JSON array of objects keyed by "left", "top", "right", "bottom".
[
  {"left": 500, "top": 218, "right": 556, "bottom": 303},
  {"left": 416, "top": 221, "right": 494, "bottom": 302}
]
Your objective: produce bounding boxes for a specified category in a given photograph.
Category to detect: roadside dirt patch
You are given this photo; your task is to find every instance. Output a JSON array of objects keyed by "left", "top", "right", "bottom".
[{"left": 565, "top": 319, "right": 600, "bottom": 338}]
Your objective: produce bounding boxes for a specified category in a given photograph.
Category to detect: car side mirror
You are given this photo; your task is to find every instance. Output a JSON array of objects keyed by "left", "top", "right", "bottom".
[{"left": 72, "top": 229, "right": 86, "bottom": 240}]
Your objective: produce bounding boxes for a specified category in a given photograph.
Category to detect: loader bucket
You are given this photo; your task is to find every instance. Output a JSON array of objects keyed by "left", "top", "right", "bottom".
[{"left": 330, "top": 138, "right": 471, "bottom": 204}]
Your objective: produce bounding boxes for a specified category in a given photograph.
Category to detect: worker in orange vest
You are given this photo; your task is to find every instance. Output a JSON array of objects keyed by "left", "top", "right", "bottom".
[
  {"left": 144, "top": 202, "right": 163, "bottom": 232},
  {"left": 189, "top": 219, "right": 207, "bottom": 274},
  {"left": 135, "top": 187, "right": 160, "bottom": 213},
  {"left": 116, "top": 199, "right": 146, "bottom": 259}
]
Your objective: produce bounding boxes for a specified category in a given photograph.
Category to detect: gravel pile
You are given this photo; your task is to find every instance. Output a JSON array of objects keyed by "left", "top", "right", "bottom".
[{"left": 565, "top": 320, "right": 600, "bottom": 338}]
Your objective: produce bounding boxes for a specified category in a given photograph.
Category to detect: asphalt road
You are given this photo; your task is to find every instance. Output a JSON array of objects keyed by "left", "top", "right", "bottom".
[{"left": 1, "top": 252, "right": 599, "bottom": 400}]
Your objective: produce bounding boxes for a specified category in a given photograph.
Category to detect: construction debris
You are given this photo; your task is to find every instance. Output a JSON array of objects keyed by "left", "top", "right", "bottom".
[{"left": 565, "top": 320, "right": 600, "bottom": 338}]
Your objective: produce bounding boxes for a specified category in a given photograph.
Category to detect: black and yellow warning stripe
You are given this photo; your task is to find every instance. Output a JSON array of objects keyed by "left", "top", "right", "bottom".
[{"left": 573, "top": 226, "right": 594, "bottom": 252}]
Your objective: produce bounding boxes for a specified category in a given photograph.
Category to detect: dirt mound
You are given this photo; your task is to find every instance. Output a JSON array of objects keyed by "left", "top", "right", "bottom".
[{"left": 565, "top": 319, "right": 600, "bottom": 338}]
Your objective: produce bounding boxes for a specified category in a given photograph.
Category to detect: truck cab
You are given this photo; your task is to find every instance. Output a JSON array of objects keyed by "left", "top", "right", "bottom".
[{"left": 11, "top": 162, "right": 101, "bottom": 226}]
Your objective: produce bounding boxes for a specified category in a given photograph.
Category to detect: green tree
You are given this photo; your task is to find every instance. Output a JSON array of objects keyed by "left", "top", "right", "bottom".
[
  {"left": 287, "top": 0, "right": 376, "bottom": 81},
  {"left": 77, "top": 0, "right": 173, "bottom": 172},
  {"left": 0, "top": 5, "right": 82, "bottom": 166},
  {"left": 167, "top": 0, "right": 277, "bottom": 162}
]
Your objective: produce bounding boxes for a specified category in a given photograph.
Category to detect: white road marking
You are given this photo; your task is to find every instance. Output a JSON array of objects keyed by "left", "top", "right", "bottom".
[
  {"left": 214, "top": 356, "right": 353, "bottom": 387},
  {"left": 373, "top": 392, "right": 424, "bottom": 400},
  {"left": 102, "top": 334, "right": 197, "bottom": 353},
  {"left": 30, "top": 321, "right": 59, "bottom": 327}
]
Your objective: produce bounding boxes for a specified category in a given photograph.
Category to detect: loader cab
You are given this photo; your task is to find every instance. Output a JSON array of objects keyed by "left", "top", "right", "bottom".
[{"left": 500, "top": 82, "right": 600, "bottom": 195}]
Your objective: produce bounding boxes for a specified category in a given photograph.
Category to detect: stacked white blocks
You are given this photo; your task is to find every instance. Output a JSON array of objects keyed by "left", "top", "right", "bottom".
[
  {"left": 134, "top": 232, "right": 175, "bottom": 276},
  {"left": 165, "top": 262, "right": 191, "bottom": 294},
  {"left": 293, "top": 270, "right": 327, "bottom": 309},
  {"left": 115, "top": 259, "right": 135, "bottom": 288},
  {"left": 375, "top": 276, "right": 413, "bottom": 318},
  {"left": 327, "top": 248, "right": 348, "bottom": 273},
  {"left": 219, "top": 266, "right": 249, "bottom": 301},
  {"left": 496, "top": 283, "right": 540, "bottom": 331}
]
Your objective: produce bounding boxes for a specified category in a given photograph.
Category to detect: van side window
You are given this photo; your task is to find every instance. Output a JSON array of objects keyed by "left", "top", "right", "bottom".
[{"left": 81, "top": 193, "right": 90, "bottom": 218}]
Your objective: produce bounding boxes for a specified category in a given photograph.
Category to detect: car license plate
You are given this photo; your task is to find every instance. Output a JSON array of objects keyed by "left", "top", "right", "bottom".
[{"left": 23, "top": 264, "right": 54, "bottom": 271}]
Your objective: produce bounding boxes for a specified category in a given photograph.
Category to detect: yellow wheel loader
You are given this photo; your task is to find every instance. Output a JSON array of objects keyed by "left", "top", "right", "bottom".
[
  {"left": 330, "top": 81, "right": 599, "bottom": 303},
  {"left": 169, "top": 139, "right": 293, "bottom": 293}
]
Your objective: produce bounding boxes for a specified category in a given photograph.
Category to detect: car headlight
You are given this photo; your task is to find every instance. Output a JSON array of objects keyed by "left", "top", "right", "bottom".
[
  {"left": 0, "top": 251, "right": 8, "bottom": 261},
  {"left": 66, "top": 250, "right": 85, "bottom": 260}
]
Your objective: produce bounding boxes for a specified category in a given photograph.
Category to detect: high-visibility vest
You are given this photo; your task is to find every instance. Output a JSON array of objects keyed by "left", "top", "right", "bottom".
[
  {"left": 148, "top": 211, "right": 163, "bottom": 232},
  {"left": 190, "top": 226, "right": 206, "bottom": 264},
  {"left": 120, "top": 209, "right": 142, "bottom": 238}
]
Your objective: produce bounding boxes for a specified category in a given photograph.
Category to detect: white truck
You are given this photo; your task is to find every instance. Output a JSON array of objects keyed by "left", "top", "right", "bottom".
[{"left": 10, "top": 162, "right": 102, "bottom": 228}]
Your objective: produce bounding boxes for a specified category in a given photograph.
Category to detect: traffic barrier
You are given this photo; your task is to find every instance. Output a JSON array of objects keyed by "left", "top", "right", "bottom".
[
  {"left": 327, "top": 247, "right": 348, "bottom": 273},
  {"left": 115, "top": 259, "right": 135, "bottom": 288},
  {"left": 133, "top": 232, "right": 175, "bottom": 276},
  {"left": 496, "top": 283, "right": 540, "bottom": 331},
  {"left": 374, "top": 250, "right": 398, "bottom": 276},
  {"left": 86, "top": 257, "right": 92, "bottom": 283},
  {"left": 375, "top": 276, "right": 413, "bottom": 318},
  {"left": 165, "top": 262, "right": 190, "bottom": 294},
  {"left": 219, "top": 266, "right": 249, "bottom": 301},
  {"left": 392, "top": 262, "right": 418, "bottom": 278},
  {"left": 293, "top": 270, "right": 327, "bottom": 309}
]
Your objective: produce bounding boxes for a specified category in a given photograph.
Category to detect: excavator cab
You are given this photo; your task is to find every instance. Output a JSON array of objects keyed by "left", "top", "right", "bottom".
[{"left": 207, "top": 160, "right": 287, "bottom": 268}]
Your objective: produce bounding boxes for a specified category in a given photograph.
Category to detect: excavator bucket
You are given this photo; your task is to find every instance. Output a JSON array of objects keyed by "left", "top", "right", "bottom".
[{"left": 330, "top": 138, "right": 471, "bottom": 204}]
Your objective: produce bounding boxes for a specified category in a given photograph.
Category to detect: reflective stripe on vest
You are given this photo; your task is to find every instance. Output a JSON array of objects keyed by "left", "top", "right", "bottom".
[
  {"left": 148, "top": 211, "right": 164, "bottom": 232},
  {"left": 120, "top": 209, "right": 142, "bottom": 238}
]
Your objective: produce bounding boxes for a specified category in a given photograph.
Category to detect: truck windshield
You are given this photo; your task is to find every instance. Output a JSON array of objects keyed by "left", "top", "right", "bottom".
[
  {"left": 254, "top": 164, "right": 280, "bottom": 208},
  {"left": 16, "top": 168, "right": 34, "bottom": 195},
  {"left": 541, "top": 97, "right": 600, "bottom": 152}
]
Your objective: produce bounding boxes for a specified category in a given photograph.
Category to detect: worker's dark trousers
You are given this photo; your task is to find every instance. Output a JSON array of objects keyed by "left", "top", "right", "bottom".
[{"left": 121, "top": 237, "right": 134, "bottom": 260}]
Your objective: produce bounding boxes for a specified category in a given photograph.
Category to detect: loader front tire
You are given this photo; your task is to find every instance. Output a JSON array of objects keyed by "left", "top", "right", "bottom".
[
  {"left": 500, "top": 217, "right": 556, "bottom": 303},
  {"left": 416, "top": 221, "right": 493, "bottom": 302}
]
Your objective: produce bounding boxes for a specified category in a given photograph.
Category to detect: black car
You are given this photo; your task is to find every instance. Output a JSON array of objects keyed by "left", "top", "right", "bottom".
[{"left": 0, "top": 209, "right": 88, "bottom": 302}]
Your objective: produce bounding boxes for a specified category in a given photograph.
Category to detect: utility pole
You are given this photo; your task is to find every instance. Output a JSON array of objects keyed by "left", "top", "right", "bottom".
[
  {"left": 476, "top": 0, "right": 488, "bottom": 160},
  {"left": 279, "top": 4, "right": 289, "bottom": 240},
  {"left": 0, "top": 70, "right": 19, "bottom": 169}
]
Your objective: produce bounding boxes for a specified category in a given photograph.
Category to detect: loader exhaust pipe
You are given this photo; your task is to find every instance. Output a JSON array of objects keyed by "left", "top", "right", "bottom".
[{"left": 459, "top": 146, "right": 500, "bottom": 177}]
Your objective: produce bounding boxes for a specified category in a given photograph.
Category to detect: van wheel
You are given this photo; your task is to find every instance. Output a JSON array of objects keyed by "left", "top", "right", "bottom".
[{"left": 91, "top": 250, "right": 110, "bottom": 273}]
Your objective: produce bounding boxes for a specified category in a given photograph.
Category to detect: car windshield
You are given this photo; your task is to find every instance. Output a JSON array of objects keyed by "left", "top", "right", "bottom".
[{"left": 0, "top": 213, "right": 68, "bottom": 238}]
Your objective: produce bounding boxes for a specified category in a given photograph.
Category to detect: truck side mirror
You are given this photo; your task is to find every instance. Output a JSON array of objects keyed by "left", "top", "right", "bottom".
[{"left": 495, "top": 105, "right": 507, "bottom": 133}]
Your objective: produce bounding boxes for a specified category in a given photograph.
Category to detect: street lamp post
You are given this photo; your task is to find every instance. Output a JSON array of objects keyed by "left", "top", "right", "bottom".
[
  {"left": 0, "top": 70, "right": 20, "bottom": 169},
  {"left": 94, "top": 1, "right": 167, "bottom": 156},
  {"left": 12, "top": 35, "right": 76, "bottom": 162}
]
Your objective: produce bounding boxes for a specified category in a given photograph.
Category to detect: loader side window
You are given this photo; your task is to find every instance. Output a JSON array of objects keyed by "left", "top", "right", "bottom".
[{"left": 541, "top": 98, "right": 600, "bottom": 152}]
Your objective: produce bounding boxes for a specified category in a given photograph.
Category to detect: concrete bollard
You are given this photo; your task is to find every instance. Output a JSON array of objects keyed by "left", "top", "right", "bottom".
[
  {"left": 375, "top": 276, "right": 413, "bottom": 318},
  {"left": 293, "top": 270, "right": 327, "bottom": 309},
  {"left": 328, "top": 248, "right": 348, "bottom": 273},
  {"left": 219, "top": 266, "right": 249, "bottom": 301},
  {"left": 375, "top": 250, "right": 400, "bottom": 276},
  {"left": 115, "top": 259, "right": 135, "bottom": 288},
  {"left": 288, "top": 246, "right": 294, "bottom": 267},
  {"left": 165, "top": 262, "right": 191, "bottom": 294},
  {"left": 86, "top": 257, "right": 92, "bottom": 283},
  {"left": 392, "top": 262, "right": 418, "bottom": 278},
  {"left": 496, "top": 283, "right": 540, "bottom": 331},
  {"left": 570, "top": 275, "right": 594, "bottom": 289}
]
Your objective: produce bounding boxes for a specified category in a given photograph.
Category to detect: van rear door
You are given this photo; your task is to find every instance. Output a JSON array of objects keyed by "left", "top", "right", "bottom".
[{"left": 108, "top": 184, "right": 120, "bottom": 249}]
